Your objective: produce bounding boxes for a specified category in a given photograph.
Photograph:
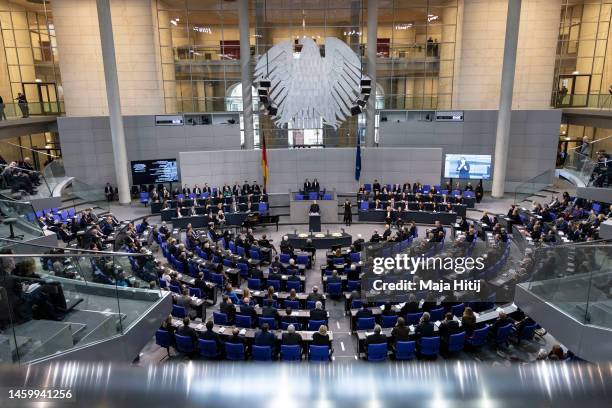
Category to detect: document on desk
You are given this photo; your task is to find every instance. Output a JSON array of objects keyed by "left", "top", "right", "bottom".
[
  {"left": 239, "top": 328, "right": 246, "bottom": 336},
  {"left": 218, "top": 327, "right": 226, "bottom": 333}
]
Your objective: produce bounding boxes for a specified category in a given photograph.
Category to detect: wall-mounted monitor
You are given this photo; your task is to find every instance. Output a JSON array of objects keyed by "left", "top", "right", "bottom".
[
  {"left": 444, "top": 154, "right": 491, "bottom": 180},
  {"left": 131, "top": 159, "right": 178, "bottom": 184}
]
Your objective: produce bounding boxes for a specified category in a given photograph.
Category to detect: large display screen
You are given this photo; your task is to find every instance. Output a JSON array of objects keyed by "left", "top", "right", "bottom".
[
  {"left": 444, "top": 154, "right": 491, "bottom": 180},
  {"left": 131, "top": 159, "right": 178, "bottom": 184}
]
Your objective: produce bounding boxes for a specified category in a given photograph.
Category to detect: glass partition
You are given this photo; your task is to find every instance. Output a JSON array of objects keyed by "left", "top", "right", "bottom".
[
  {"left": 562, "top": 149, "right": 599, "bottom": 186},
  {"left": 513, "top": 169, "right": 555, "bottom": 204},
  {"left": 0, "top": 200, "right": 44, "bottom": 246},
  {"left": 0, "top": 243, "right": 167, "bottom": 364},
  {"left": 41, "top": 158, "right": 66, "bottom": 194},
  {"left": 69, "top": 179, "right": 110, "bottom": 213},
  {"left": 520, "top": 242, "right": 612, "bottom": 328}
]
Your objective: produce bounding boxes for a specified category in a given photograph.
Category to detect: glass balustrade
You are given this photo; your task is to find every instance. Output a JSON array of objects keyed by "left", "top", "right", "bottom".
[
  {"left": 0, "top": 200, "right": 44, "bottom": 246},
  {"left": 513, "top": 169, "right": 555, "bottom": 204},
  {"left": 519, "top": 242, "right": 612, "bottom": 329},
  {"left": 0, "top": 241, "right": 168, "bottom": 364}
]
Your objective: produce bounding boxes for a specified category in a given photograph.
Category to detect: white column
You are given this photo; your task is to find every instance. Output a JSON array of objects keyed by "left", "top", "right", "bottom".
[
  {"left": 239, "top": 0, "right": 255, "bottom": 150},
  {"left": 492, "top": 0, "right": 522, "bottom": 198},
  {"left": 365, "top": 0, "right": 378, "bottom": 148},
  {"left": 96, "top": 0, "right": 130, "bottom": 204}
]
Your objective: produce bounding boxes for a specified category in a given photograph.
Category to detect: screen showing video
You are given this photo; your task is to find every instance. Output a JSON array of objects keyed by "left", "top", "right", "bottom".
[
  {"left": 444, "top": 154, "right": 491, "bottom": 180},
  {"left": 131, "top": 159, "right": 178, "bottom": 184}
]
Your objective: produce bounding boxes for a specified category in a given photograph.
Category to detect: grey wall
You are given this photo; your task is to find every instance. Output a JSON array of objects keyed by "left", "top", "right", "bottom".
[
  {"left": 179, "top": 147, "right": 443, "bottom": 194},
  {"left": 57, "top": 115, "right": 241, "bottom": 186},
  {"left": 378, "top": 110, "right": 562, "bottom": 190},
  {"left": 57, "top": 109, "right": 561, "bottom": 192}
]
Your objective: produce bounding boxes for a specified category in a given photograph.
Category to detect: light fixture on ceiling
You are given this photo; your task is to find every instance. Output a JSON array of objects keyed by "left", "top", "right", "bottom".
[
  {"left": 193, "top": 26, "right": 212, "bottom": 34},
  {"left": 394, "top": 23, "right": 413, "bottom": 30},
  {"left": 343, "top": 30, "right": 361, "bottom": 36},
  {"left": 170, "top": 19, "right": 178, "bottom": 26},
  {"left": 427, "top": 14, "right": 439, "bottom": 23}
]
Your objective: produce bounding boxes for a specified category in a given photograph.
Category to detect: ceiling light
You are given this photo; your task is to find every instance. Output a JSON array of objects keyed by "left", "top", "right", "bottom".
[
  {"left": 427, "top": 14, "right": 439, "bottom": 23},
  {"left": 395, "top": 23, "right": 413, "bottom": 30}
]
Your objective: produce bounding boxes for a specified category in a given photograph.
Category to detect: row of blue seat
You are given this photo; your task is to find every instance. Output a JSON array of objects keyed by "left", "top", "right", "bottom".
[
  {"left": 362, "top": 183, "right": 475, "bottom": 198},
  {"left": 294, "top": 192, "right": 333, "bottom": 200},
  {"left": 364, "top": 322, "right": 538, "bottom": 361},
  {"left": 156, "top": 331, "right": 331, "bottom": 361},
  {"left": 25, "top": 207, "right": 77, "bottom": 223}
]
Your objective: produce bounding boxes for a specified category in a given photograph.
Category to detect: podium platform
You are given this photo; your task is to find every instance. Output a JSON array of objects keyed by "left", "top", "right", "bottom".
[
  {"left": 289, "top": 190, "right": 338, "bottom": 224},
  {"left": 309, "top": 214, "right": 321, "bottom": 232}
]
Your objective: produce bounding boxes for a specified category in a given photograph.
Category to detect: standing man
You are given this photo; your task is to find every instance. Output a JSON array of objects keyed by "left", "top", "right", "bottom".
[
  {"left": 15, "top": 93, "right": 28, "bottom": 118},
  {"left": 343, "top": 199, "right": 352, "bottom": 226}
]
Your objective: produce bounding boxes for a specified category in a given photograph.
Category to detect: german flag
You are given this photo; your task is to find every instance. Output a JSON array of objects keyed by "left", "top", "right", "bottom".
[{"left": 261, "top": 134, "right": 269, "bottom": 188}]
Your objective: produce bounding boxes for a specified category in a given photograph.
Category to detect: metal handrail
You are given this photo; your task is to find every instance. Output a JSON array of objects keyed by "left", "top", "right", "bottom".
[
  {"left": 2, "top": 141, "right": 60, "bottom": 158},
  {"left": 570, "top": 134, "right": 612, "bottom": 151},
  {"left": 0, "top": 253, "right": 147, "bottom": 258},
  {"left": 0, "top": 237, "right": 147, "bottom": 257}
]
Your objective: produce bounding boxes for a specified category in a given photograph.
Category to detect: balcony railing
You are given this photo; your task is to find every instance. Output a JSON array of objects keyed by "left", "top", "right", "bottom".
[
  {"left": 0, "top": 240, "right": 168, "bottom": 364},
  {"left": 519, "top": 242, "right": 612, "bottom": 329}
]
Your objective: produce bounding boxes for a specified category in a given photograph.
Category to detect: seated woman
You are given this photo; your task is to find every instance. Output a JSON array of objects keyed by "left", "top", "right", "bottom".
[{"left": 311, "top": 324, "right": 333, "bottom": 351}]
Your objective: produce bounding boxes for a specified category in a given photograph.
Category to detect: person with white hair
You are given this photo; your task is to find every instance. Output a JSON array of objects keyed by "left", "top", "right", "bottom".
[
  {"left": 310, "top": 300, "right": 327, "bottom": 321},
  {"left": 281, "top": 323, "right": 303, "bottom": 346},
  {"left": 307, "top": 285, "right": 324, "bottom": 302},
  {"left": 280, "top": 235, "right": 294, "bottom": 255},
  {"left": 365, "top": 324, "right": 387, "bottom": 349},
  {"left": 353, "top": 234, "right": 365, "bottom": 252}
]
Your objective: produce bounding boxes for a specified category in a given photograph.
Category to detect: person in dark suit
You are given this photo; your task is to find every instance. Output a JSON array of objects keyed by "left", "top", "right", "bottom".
[
  {"left": 491, "top": 311, "right": 515, "bottom": 334},
  {"left": 303, "top": 178, "right": 311, "bottom": 193},
  {"left": 400, "top": 294, "right": 419, "bottom": 315},
  {"left": 461, "top": 307, "right": 477, "bottom": 336},
  {"left": 355, "top": 304, "right": 373, "bottom": 319},
  {"left": 176, "top": 317, "right": 198, "bottom": 348},
  {"left": 327, "top": 270, "right": 342, "bottom": 285},
  {"left": 311, "top": 325, "right": 332, "bottom": 349},
  {"left": 239, "top": 297, "right": 257, "bottom": 320},
  {"left": 312, "top": 178, "right": 320, "bottom": 192},
  {"left": 346, "top": 264, "right": 360, "bottom": 281},
  {"left": 438, "top": 312, "right": 461, "bottom": 348},
  {"left": 199, "top": 320, "right": 224, "bottom": 354},
  {"left": 365, "top": 324, "right": 388, "bottom": 349},
  {"left": 309, "top": 200, "right": 320, "bottom": 214},
  {"left": 281, "top": 324, "right": 303, "bottom": 346},
  {"left": 373, "top": 179, "right": 381, "bottom": 192},
  {"left": 219, "top": 295, "right": 236, "bottom": 324},
  {"left": 159, "top": 315, "right": 176, "bottom": 345},
  {"left": 307, "top": 286, "right": 325, "bottom": 302},
  {"left": 310, "top": 301, "right": 327, "bottom": 322},
  {"left": 225, "top": 327, "right": 245, "bottom": 347},
  {"left": 414, "top": 312, "right": 435, "bottom": 339},
  {"left": 390, "top": 317, "right": 411, "bottom": 347},
  {"left": 343, "top": 199, "right": 352, "bottom": 226},
  {"left": 281, "top": 307, "right": 299, "bottom": 327},
  {"left": 254, "top": 323, "right": 277, "bottom": 352}
]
